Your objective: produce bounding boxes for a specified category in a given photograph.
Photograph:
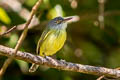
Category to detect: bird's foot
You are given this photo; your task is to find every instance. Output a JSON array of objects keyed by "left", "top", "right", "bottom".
[{"left": 43, "top": 53, "right": 49, "bottom": 61}]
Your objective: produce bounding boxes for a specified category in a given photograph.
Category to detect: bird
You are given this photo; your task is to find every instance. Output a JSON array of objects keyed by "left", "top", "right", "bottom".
[{"left": 29, "top": 16, "right": 72, "bottom": 72}]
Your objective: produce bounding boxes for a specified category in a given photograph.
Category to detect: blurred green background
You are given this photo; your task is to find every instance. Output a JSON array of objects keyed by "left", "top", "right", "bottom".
[{"left": 0, "top": 0, "right": 120, "bottom": 80}]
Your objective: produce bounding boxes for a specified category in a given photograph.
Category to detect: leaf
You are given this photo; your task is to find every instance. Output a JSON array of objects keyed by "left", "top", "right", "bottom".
[
  {"left": 16, "top": 60, "right": 29, "bottom": 73},
  {"left": 25, "top": 0, "right": 38, "bottom": 7},
  {"left": 0, "top": 7, "right": 11, "bottom": 24},
  {"left": 7, "top": 33, "right": 18, "bottom": 48},
  {"left": 47, "top": 4, "right": 65, "bottom": 19}
]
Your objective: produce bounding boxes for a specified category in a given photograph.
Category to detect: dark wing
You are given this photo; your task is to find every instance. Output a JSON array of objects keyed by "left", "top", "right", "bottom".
[{"left": 36, "top": 28, "right": 50, "bottom": 55}]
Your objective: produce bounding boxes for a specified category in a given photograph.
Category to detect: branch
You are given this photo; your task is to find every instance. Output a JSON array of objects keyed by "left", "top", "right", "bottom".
[
  {"left": 98, "top": 0, "right": 105, "bottom": 29},
  {"left": 0, "top": 0, "right": 43, "bottom": 77},
  {"left": 0, "top": 26, "right": 17, "bottom": 37},
  {"left": 0, "top": 45, "right": 120, "bottom": 78},
  {"left": 0, "top": 0, "right": 40, "bottom": 30}
]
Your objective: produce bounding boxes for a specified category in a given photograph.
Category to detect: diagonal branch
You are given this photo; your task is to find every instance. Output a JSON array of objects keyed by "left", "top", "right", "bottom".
[
  {"left": 0, "top": 45, "right": 120, "bottom": 78},
  {"left": 0, "top": 26, "right": 17, "bottom": 37},
  {"left": 0, "top": 0, "right": 43, "bottom": 77}
]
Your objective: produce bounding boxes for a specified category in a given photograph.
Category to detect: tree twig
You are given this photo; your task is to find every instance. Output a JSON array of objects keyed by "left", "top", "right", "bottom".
[
  {"left": 97, "top": 75, "right": 105, "bottom": 80},
  {"left": 98, "top": 0, "right": 105, "bottom": 29},
  {"left": 0, "top": 0, "right": 43, "bottom": 77},
  {"left": 0, "top": 26, "right": 17, "bottom": 37},
  {"left": 0, "top": 0, "right": 40, "bottom": 30},
  {"left": 0, "top": 45, "right": 120, "bottom": 78}
]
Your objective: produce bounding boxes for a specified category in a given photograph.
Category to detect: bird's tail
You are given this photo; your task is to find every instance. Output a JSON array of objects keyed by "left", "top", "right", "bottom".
[{"left": 29, "top": 63, "right": 39, "bottom": 72}]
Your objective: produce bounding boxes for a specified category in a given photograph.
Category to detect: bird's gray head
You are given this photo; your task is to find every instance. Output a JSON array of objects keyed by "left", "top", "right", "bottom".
[{"left": 48, "top": 16, "right": 72, "bottom": 30}]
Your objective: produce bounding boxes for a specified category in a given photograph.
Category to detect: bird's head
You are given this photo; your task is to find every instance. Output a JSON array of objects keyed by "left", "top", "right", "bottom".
[{"left": 48, "top": 16, "right": 72, "bottom": 30}]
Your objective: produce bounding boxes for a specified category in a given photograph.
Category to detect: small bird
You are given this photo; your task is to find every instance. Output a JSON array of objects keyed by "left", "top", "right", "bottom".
[{"left": 29, "top": 16, "right": 72, "bottom": 72}]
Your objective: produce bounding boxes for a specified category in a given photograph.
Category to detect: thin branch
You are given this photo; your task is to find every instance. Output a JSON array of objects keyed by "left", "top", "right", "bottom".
[
  {"left": 0, "top": 0, "right": 43, "bottom": 77},
  {"left": 0, "top": 26, "right": 17, "bottom": 37},
  {"left": 0, "top": 0, "right": 40, "bottom": 30},
  {"left": 97, "top": 75, "right": 105, "bottom": 80},
  {"left": 0, "top": 45, "right": 120, "bottom": 78},
  {"left": 98, "top": 0, "right": 105, "bottom": 29}
]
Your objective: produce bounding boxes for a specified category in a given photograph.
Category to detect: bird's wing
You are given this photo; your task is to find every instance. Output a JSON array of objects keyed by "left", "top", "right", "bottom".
[{"left": 36, "top": 28, "right": 51, "bottom": 55}]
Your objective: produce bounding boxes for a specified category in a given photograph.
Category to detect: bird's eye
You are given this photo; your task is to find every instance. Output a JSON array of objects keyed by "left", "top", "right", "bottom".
[{"left": 55, "top": 20, "right": 62, "bottom": 24}]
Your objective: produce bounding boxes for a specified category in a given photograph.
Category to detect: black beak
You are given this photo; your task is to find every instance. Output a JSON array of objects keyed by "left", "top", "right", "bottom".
[{"left": 63, "top": 17, "right": 72, "bottom": 22}]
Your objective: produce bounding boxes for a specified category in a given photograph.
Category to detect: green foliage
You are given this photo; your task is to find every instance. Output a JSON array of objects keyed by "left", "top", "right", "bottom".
[
  {"left": 0, "top": 7, "right": 11, "bottom": 24},
  {"left": 25, "top": 0, "right": 38, "bottom": 7},
  {"left": 0, "top": 0, "right": 120, "bottom": 80},
  {"left": 7, "top": 33, "right": 18, "bottom": 48}
]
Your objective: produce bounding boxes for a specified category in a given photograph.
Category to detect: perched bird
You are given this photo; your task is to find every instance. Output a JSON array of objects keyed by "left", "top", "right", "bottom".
[{"left": 29, "top": 16, "right": 72, "bottom": 72}]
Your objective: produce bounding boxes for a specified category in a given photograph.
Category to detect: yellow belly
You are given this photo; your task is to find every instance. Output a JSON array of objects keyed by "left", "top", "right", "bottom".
[{"left": 40, "top": 30, "right": 66, "bottom": 56}]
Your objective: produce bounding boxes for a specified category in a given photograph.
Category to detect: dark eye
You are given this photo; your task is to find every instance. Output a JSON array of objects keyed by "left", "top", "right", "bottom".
[{"left": 55, "top": 20, "right": 62, "bottom": 24}]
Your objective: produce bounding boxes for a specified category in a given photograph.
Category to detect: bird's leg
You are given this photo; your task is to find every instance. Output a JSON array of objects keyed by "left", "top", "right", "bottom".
[
  {"left": 43, "top": 53, "right": 53, "bottom": 62},
  {"left": 43, "top": 53, "right": 49, "bottom": 60},
  {"left": 43, "top": 53, "right": 46, "bottom": 58}
]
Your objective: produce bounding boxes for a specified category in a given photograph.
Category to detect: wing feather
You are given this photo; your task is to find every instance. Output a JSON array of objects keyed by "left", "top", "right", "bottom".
[{"left": 36, "top": 28, "right": 50, "bottom": 55}]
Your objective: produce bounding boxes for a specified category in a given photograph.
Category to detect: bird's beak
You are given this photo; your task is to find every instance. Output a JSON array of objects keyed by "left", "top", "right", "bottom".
[{"left": 63, "top": 17, "right": 72, "bottom": 22}]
